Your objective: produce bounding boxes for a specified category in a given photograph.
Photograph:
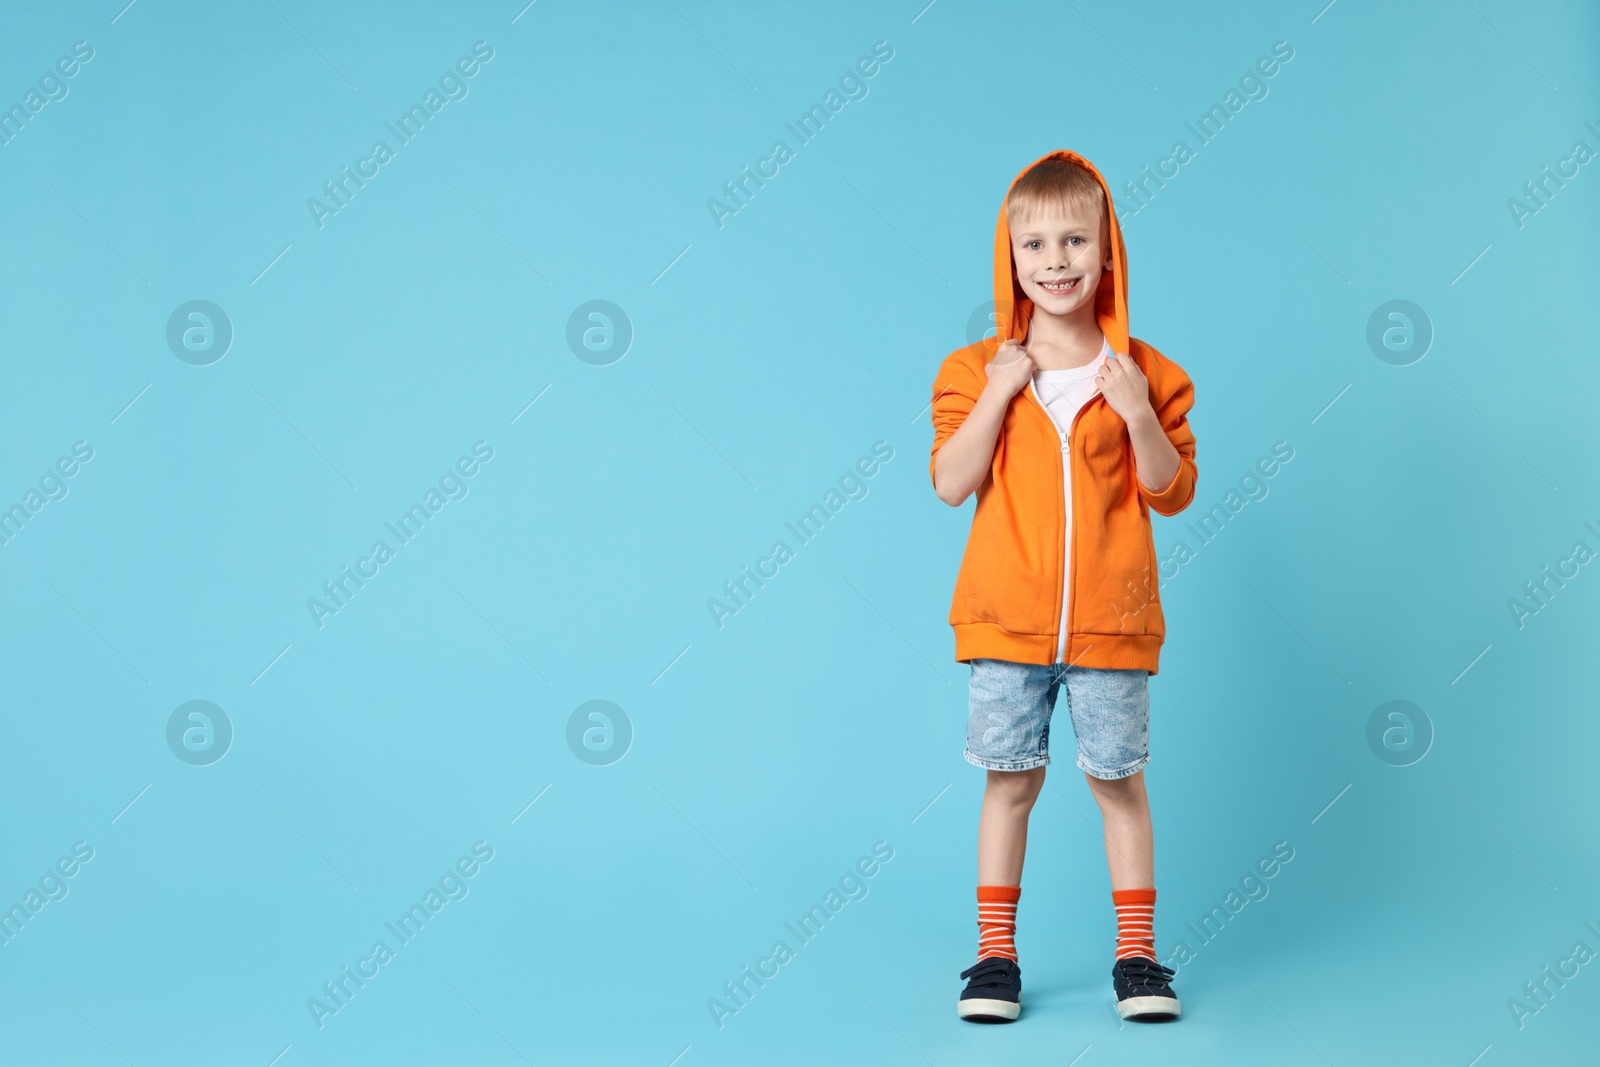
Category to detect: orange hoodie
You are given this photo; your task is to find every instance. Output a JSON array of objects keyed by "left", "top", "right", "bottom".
[{"left": 929, "top": 149, "right": 1198, "bottom": 675}]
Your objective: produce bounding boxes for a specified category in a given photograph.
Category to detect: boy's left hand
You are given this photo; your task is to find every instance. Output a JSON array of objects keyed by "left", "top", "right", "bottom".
[{"left": 1096, "top": 353, "right": 1155, "bottom": 426}]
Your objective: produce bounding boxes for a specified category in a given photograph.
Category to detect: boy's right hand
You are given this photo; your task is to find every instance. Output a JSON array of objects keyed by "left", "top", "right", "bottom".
[{"left": 983, "top": 339, "right": 1035, "bottom": 400}]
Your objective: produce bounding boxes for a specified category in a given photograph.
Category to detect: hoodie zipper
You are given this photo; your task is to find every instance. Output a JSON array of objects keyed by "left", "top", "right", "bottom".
[{"left": 1028, "top": 373, "right": 1101, "bottom": 664}]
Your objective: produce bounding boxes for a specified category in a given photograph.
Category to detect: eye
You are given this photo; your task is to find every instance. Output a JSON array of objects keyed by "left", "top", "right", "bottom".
[
  {"left": 1025, "top": 240, "right": 1041, "bottom": 250},
  {"left": 1067, "top": 236, "right": 1083, "bottom": 246}
]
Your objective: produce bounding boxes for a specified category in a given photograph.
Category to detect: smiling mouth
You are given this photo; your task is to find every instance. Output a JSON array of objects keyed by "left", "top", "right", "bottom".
[{"left": 1039, "top": 277, "right": 1081, "bottom": 294}]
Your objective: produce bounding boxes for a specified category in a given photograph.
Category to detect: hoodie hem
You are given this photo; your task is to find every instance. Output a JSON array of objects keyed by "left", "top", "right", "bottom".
[{"left": 953, "top": 623, "right": 1162, "bottom": 675}]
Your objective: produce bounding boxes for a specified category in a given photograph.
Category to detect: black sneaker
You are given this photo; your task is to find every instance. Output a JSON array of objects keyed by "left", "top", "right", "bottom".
[
  {"left": 1112, "top": 955, "right": 1181, "bottom": 1020},
  {"left": 958, "top": 955, "right": 1022, "bottom": 1022}
]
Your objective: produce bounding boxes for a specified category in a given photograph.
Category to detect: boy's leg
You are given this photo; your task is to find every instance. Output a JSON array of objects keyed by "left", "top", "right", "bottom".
[
  {"left": 1065, "top": 668, "right": 1179, "bottom": 1019},
  {"left": 1083, "top": 769, "right": 1154, "bottom": 892},
  {"left": 1063, "top": 668, "right": 1168, "bottom": 972},
  {"left": 1086, "top": 770, "right": 1161, "bottom": 965},
  {"left": 964, "top": 658, "right": 1056, "bottom": 965},
  {"left": 1089, "top": 768, "right": 1178, "bottom": 1019},
  {"left": 978, "top": 766, "right": 1047, "bottom": 886},
  {"left": 959, "top": 658, "right": 1055, "bottom": 1021},
  {"left": 973, "top": 766, "right": 1044, "bottom": 964}
]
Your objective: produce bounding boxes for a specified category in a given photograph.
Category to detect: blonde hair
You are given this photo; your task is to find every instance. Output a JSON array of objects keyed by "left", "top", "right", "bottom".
[{"left": 1005, "top": 157, "right": 1107, "bottom": 233}]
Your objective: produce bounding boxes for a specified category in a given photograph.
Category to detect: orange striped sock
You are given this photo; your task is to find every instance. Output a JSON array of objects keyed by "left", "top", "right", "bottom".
[
  {"left": 1111, "top": 887, "right": 1157, "bottom": 961},
  {"left": 977, "top": 885, "right": 1021, "bottom": 962}
]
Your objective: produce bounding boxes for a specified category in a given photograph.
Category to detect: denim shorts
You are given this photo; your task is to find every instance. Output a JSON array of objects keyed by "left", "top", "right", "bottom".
[{"left": 963, "top": 658, "right": 1150, "bottom": 779}]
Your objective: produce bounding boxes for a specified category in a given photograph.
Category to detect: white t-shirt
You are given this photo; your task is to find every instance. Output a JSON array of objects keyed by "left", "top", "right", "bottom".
[
  {"left": 1032, "top": 336, "right": 1109, "bottom": 656},
  {"left": 1033, "top": 337, "right": 1109, "bottom": 431}
]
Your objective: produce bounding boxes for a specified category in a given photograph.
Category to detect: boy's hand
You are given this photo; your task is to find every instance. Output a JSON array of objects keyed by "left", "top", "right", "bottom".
[
  {"left": 1096, "top": 352, "right": 1155, "bottom": 426},
  {"left": 983, "top": 339, "right": 1035, "bottom": 401}
]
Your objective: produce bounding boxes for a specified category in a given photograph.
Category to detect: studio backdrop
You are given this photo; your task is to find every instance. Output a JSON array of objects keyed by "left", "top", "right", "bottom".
[{"left": 3, "top": 1, "right": 1596, "bottom": 1064}]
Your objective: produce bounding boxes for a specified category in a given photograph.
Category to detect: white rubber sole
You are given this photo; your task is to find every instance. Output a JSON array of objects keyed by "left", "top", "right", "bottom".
[
  {"left": 1116, "top": 994, "right": 1181, "bottom": 1020},
  {"left": 958, "top": 996, "right": 1022, "bottom": 1022}
]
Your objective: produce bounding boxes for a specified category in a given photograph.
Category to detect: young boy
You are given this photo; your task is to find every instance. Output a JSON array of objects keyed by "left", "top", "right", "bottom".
[{"left": 929, "top": 150, "right": 1198, "bottom": 1023}]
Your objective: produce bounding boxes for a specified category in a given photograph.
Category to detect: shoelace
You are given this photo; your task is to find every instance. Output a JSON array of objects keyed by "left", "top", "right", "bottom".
[
  {"left": 960, "top": 956, "right": 1019, "bottom": 991},
  {"left": 1118, "top": 955, "right": 1176, "bottom": 994}
]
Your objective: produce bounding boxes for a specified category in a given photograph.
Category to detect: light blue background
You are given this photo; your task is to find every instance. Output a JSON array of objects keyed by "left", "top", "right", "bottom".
[{"left": 3, "top": 1, "right": 1597, "bottom": 1064}]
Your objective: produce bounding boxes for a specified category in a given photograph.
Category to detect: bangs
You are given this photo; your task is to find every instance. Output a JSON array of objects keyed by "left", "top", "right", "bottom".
[{"left": 1005, "top": 158, "right": 1106, "bottom": 230}]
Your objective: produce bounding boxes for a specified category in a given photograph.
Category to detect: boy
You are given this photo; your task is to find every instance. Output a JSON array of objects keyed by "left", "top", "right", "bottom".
[{"left": 929, "top": 150, "right": 1198, "bottom": 1023}]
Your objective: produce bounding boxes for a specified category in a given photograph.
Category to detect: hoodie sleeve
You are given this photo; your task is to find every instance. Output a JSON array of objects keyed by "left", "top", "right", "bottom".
[
  {"left": 929, "top": 351, "right": 987, "bottom": 490},
  {"left": 1137, "top": 355, "right": 1197, "bottom": 516}
]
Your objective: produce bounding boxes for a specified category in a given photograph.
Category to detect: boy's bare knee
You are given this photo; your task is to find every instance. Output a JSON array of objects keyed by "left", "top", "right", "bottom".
[
  {"left": 986, "top": 766, "right": 1046, "bottom": 807},
  {"left": 1084, "top": 768, "right": 1145, "bottom": 805}
]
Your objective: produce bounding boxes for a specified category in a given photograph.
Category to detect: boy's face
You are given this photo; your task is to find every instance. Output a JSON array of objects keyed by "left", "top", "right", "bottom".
[{"left": 1008, "top": 197, "right": 1113, "bottom": 321}]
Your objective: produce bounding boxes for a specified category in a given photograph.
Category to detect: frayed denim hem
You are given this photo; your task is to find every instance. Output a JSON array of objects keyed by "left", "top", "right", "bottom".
[
  {"left": 1078, "top": 753, "right": 1149, "bottom": 781},
  {"left": 964, "top": 749, "right": 1049, "bottom": 772}
]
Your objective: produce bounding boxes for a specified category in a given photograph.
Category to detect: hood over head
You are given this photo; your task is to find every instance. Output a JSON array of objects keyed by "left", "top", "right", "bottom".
[{"left": 987, "top": 149, "right": 1128, "bottom": 362}]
